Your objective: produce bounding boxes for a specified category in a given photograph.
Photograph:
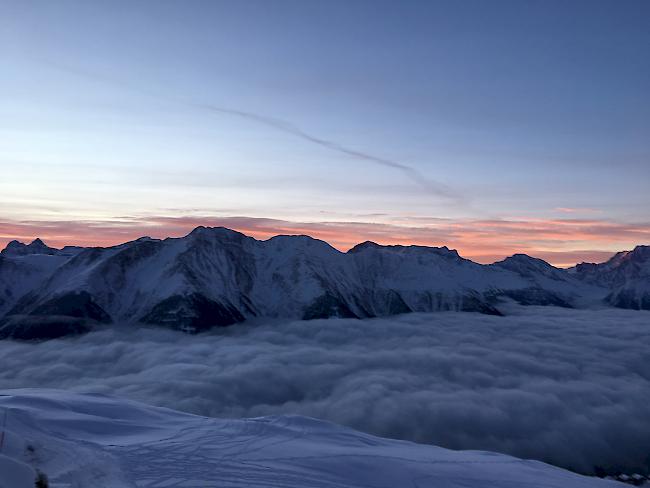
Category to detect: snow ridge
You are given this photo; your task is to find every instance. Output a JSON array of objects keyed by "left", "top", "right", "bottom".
[{"left": 0, "top": 389, "right": 622, "bottom": 488}]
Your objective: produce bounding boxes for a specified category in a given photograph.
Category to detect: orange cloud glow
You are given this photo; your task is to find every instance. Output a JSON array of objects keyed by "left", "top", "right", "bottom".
[{"left": 2, "top": 215, "right": 649, "bottom": 267}]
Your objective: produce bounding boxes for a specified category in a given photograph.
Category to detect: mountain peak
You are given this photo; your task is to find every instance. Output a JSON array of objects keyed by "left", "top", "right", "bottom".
[
  {"left": 570, "top": 244, "right": 650, "bottom": 298},
  {"left": 187, "top": 226, "right": 245, "bottom": 239},
  {"left": 347, "top": 241, "right": 461, "bottom": 260},
  {"left": 1, "top": 239, "right": 26, "bottom": 254},
  {"left": 600, "top": 245, "right": 650, "bottom": 268},
  {"left": 498, "top": 253, "right": 553, "bottom": 267},
  {"left": 630, "top": 245, "right": 650, "bottom": 259},
  {"left": 1, "top": 238, "right": 58, "bottom": 256},
  {"left": 492, "top": 254, "right": 565, "bottom": 283},
  {"left": 347, "top": 241, "right": 381, "bottom": 253},
  {"left": 183, "top": 226, "right": 253, "bottom": 249},
  {"left": 189, "top": 225, "right": 207, "bottom": 234}
]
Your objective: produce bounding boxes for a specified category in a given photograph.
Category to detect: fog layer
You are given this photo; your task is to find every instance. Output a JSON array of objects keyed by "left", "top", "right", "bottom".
[{"left": 1, "top": 306, "right": 648, "bottom": 474}]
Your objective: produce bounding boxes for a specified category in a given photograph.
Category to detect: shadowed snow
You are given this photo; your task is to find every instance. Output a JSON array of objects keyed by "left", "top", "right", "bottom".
[{"left": 0, "top": 389, "right": 622, "bottom": 488}]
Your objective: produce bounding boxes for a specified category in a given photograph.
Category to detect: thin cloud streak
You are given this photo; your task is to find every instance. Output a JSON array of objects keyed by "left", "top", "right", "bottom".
[
  {"left": 555, "top": 207, "right": 603, "bottom": 214},
  {"left": 194, "top": 103, "right": 459, "bottom": 200},
  {"left": 41, "top": 59, "right": 461, "bottom": 202},
  {"left": 2, "top": 215, "right": 649, "bottom": 266}
]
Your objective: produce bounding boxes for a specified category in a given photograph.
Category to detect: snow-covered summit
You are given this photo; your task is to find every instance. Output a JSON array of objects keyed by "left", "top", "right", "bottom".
[
  {"left": 0, "top": 238, "right": 58, "bottom": 257},
  {"left": 0, "top": 389, "right": 623, "bottom": 488},
  {"left": 348, "top": 240, "right": 462, "bottom": 259}
]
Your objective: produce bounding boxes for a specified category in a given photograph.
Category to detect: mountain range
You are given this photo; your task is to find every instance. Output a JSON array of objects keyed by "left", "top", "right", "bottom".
[{"left": 1, "top": 226, "right": 648, "bottom": 339}]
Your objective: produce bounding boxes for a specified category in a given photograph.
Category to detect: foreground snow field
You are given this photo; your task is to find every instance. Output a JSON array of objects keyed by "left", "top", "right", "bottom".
[{"left": 0, "top": 390, "right": 622, "bottom": 488}]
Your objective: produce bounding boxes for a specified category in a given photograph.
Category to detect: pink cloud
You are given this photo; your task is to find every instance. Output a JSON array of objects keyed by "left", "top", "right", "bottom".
[
  {"left": 554, "top": 207, "right": 602, "bottom": 214},
  {"left": 2, "top": 215, "right": 648, "bottom": 267}
]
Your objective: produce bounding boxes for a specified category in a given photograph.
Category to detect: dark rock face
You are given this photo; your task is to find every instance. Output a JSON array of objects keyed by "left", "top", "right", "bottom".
[
  {"left": 0, "top": 291, "right": 111, "bottom": 340},
  {"left": 140, "top": 293, "right": 245, "bottom": 331},
  {"left": 30, "top": 291, "right": 112, "bottom": 323},
  {"left": 491, "top": 288, "right": 572, "bottom": 308},
  {"left": 606, "top": 289, "right": 650, "bottom": 311},
  {"left": 0, "top": 315, "right": 93, "bottom": 341},
  {"left": 459, "top": 294, "right": 503, "bottom": 315},
  {"left": 384, "top": 290, "right": 413, "bottom": 315},
  {"left": 302, "top": 293, "right": 359, "bottom": 320}
]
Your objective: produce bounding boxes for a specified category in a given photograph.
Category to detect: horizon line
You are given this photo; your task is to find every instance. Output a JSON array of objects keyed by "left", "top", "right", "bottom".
[{"left": 3, "top": 223, "right": 645, "bottom": 269}]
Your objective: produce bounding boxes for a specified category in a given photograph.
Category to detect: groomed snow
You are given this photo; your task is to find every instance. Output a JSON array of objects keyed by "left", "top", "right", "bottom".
[{"left": 0, "top": 389, "right": 622, "bottom": 488}]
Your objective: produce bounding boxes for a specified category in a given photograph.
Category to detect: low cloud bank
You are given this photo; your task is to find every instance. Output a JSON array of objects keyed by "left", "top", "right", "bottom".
[{"left": 1, "top": 306, "right": 649, "bottom": 474}]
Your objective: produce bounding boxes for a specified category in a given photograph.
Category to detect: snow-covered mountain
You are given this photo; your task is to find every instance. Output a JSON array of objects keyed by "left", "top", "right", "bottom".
[
  {"left": 0, "top": 389, "right": 623, "bottom": 488},
  {"left": 571, "top": 246, "right": 650, "bottom": 310},
  {"left": 0, "top": 227, "right": 646, "bottom": 339}
]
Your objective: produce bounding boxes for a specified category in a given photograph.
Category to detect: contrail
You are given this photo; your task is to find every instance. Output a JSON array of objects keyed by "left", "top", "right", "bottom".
[
  {"left": 190, "top": 103, "right": 460, "bottom": 200},
  {"left": 41, "top": 59, "right": 462, "bottom": 201}
]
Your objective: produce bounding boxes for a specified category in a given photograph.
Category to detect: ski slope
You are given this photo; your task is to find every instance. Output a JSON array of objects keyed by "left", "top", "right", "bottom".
[{"left": 0, "top": 389, "right": 621, "bottom": 488}]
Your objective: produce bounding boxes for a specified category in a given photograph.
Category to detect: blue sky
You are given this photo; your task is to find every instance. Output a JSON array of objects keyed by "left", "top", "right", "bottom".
[{"left": 1, "top": 0, "right": 649, "bottom": 264}]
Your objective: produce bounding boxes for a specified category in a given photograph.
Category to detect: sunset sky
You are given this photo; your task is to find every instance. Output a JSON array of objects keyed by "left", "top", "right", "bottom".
[{"left": 1, "top": 1, "right": 649, "bottom": 266}]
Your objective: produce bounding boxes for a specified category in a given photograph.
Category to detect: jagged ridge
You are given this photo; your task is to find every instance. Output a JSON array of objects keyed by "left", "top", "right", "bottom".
[{"left": 0, "top": 227, "right": 646, "bottom": 339}]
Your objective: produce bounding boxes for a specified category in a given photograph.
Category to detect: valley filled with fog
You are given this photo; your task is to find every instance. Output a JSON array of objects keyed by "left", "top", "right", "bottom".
[{"left": 1, "top": 306, "right": 648, "bottom": 476}]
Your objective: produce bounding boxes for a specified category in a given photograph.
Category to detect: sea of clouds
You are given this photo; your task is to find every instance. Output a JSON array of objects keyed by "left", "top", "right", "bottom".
[{"left": 1, "top": 306, "right": 649, "bottom": 474}]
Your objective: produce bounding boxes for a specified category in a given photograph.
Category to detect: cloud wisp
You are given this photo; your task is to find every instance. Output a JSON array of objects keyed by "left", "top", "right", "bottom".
[
  {"left": 0, "top": 306, "right": 649, "bottom": 475},
  {"left": 192, "top": 103, "right": 460, "bottom": 201},
  {"left": 41, "top": 59, "right": 460, "bottom": 202}
]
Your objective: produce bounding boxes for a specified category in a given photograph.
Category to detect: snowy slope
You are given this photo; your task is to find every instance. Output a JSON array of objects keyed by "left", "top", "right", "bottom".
[
  {"left": 572, "top": 246, "right": 650, "bottom": 310},
  {"left": 0, "top": 389, "right": 623, "bottom": 488},
  {"left": 0, "top": 253, "right": 70, "bottom": 318},
  {"left": 0, "top": 227, "right": 645, "bottom": 339},
  {"left": 0, "top": 239, "right": 83, "bottom": 319}
]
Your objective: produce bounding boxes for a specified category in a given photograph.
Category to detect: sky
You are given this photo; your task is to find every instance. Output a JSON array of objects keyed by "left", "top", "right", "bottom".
[{"left": 1, "top": 0, "right": 649, "bottom": 266}]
